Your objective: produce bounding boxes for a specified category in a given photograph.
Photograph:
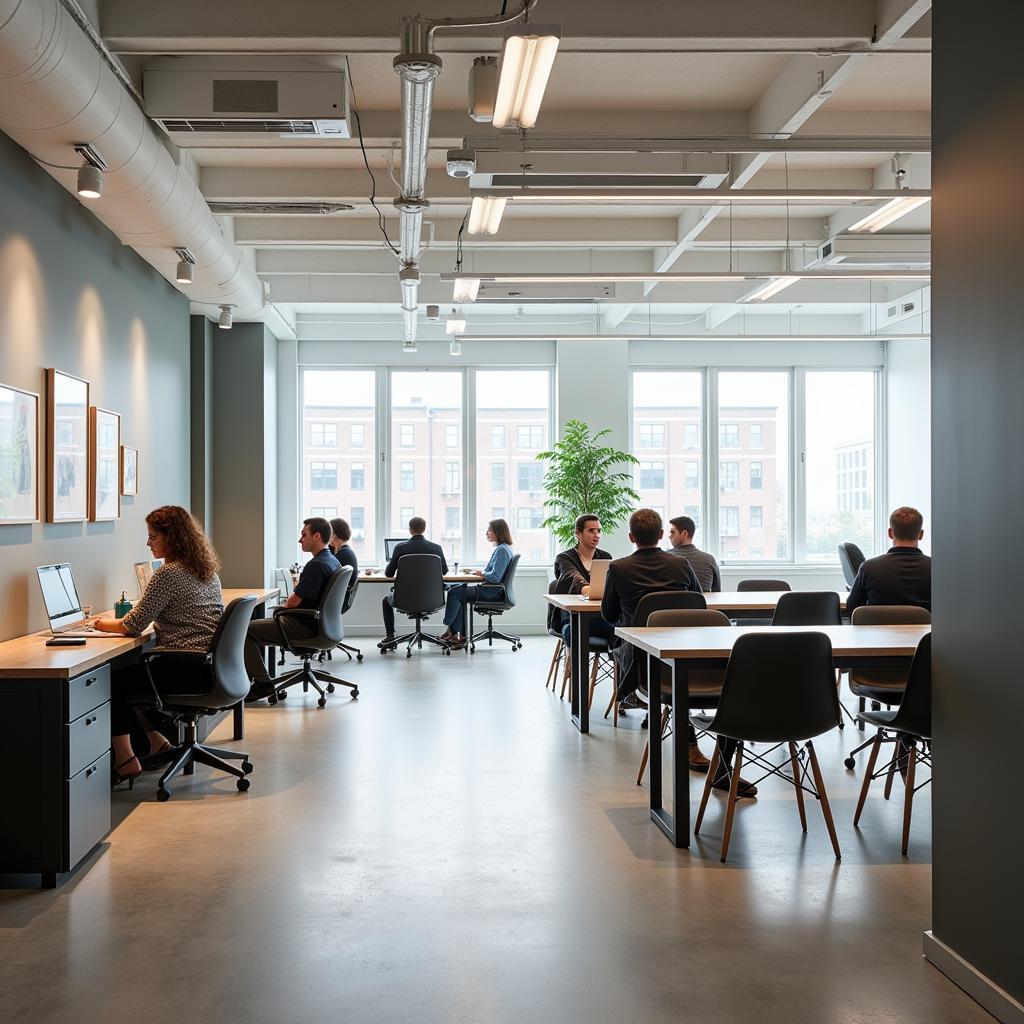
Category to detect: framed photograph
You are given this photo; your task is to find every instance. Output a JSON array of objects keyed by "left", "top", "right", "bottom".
[
  {"left": 121, "top": 444, "right": 138, "bottom": 496},
  {"left": 89, "top": 407, "right": 120, "bottom": 521},
  {"left": 0, "top": 382, "right": 39, "bottom": 524},
  {"left": 46, "top": 369, "right": 90, "bottom": 523}
]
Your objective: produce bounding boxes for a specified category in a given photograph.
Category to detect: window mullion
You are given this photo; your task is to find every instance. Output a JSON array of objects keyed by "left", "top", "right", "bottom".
[
  {"left": 465, "top": 367, "right": 476, "bottom": 564},
  {"left": 706, "top": 368, "right": 720, "bottom": 560},
  {"left": 793, "top": 367, "right": 807, "bottom": 563},
  {"left": 377, "top": 366, "right": 389, "bottom": 566}
]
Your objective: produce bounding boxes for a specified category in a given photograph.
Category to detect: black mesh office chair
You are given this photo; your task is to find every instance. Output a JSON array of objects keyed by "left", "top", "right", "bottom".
[
  {"left": 692, "top": 631, "right": 843, "bottom": 863},
  {"left": 853, "top": 632, "right": 931, "bottom": 855},
  {"left": 270, "top": 566, "right": 359, "bottom": 707},
  {"left": 137, "top": 596, "right": 257, "bottom": 802},
  {"left": 332, "top": 574, "right": 364, "bottom": 662},
  {"left": 470, "top": 553, "right": 523, "bottom": 652},
  {"left": 838, "top": 542, "right": 867, "bottom": 589},
  {"left": 381, "top": 553, "right": 451, "bottom": 658}
]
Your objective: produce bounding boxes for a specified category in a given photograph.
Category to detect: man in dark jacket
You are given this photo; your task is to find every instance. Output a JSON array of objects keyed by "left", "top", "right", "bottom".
[
  {"left": 846, "top": 506, "right": 931, "bottom": 614},
  {"left": 380, "top": 517, "right": 448, "bottom": 643}
]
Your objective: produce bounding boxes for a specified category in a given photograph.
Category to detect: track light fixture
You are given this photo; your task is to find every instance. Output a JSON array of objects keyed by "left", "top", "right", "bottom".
[
  {"left": 174, "top": 248, "right": 196, "bottom": 285},
  {"left": 218, "top": 305, "right": 233, "bottom": 330},
  {"left": 73, "top": 143, "right": 107, "bottom": 200},
  {"left": 449, "top": 338, "right": 462, "bottom": 356},
  {"left": 446, "top": 317, "right": 467, "bottom": 335},
  {"left": 493, "top": 23, "right": 561, "bottom": 129}
]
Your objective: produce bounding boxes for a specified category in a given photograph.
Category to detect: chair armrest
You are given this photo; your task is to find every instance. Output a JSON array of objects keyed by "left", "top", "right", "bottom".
[{"left": 273, "top": 606, "right": 320, "bottom": 649}]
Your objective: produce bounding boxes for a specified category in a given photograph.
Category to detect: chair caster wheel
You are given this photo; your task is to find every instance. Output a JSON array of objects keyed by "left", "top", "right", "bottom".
[
  {"left": 237, "top": 778, "right": 251, "bottom": 792},
  {"left": 469, "top": 645, "right": 475, "bottom": 653},
  {"left": 844, "top": 757, "right": 856, "bottom": 770},
  {"left": 357, "top": 654, "right": 364, "bottom": 662},
  {"left": 157, "top": 787, "right": 171, "bottom": 802},
  {"left": 326, "top": 683, "right": 335, "bottom": 693},
  {"left": 512, "top": 645, "right": 518, "bottom": 652},
  {"left": 242, "top": 761, "right": 254, "bottom": 775},
  {"left": 351, "top": 688, "right": 359, "bottom": 698},
  {"left": 317, "top": 697, "right": 327, "bottom": 708},
  {"left": 406, "top": 651, "right": 412, "bottom": 659},
  {"left": 267, "top": 694, "right": 277, "bottom": 706},
  {"left": 277, "top": 688, "right": 288, "bottom": 701},
  {"left": 838, "top": 720, "right": 845, "bottom": 729}
]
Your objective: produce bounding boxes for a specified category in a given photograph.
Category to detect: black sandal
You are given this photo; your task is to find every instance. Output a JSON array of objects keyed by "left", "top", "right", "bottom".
[{"left": 112, "top": 756, "right": 142, "bottom": 790}]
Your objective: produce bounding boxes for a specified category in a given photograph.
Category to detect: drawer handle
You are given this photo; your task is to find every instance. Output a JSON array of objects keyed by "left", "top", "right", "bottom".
[
  {"left": 86, "top": 716, "right": 96, "bottom": 726},
  {"left": 85, "top": 676, "right": 97, "bottom": 687},
  {"left": 86, "top": 766, "right": 95, "bottom": 777}
]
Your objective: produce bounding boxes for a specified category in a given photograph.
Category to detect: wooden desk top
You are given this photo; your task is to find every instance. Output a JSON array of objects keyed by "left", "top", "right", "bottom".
[
  {"left": 614, "top": 623, "right": 929, "bottom": 660},
  {"left": 0, "top": 586, "right": 279, "bottom": 680},
  {"left": 358, "top": 572, "right": 483, "bottom": 584},
  {"left": 544, "top": 591, "right": 846, "bottom": 613}
]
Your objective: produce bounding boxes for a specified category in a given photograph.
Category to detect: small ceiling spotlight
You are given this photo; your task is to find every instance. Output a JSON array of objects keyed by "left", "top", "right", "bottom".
[
  {"left": 218, "top": 305, "right": 233, "bottom": 329},
  {"left": 73, "top": 143, "right": 107, "bottom": 200},
  {"left": 450, "top": 338, "right": 462, "bottom": 357},
  {"left": 174, "top": 248, "right": 196, "bottom": 285}
]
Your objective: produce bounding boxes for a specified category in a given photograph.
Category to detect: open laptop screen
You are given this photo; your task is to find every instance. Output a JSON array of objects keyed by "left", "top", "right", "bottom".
[
  {"left": 384, "top": 537, "right": 405, "bottom": 560},
  {"left": 37, "top": 563, "right": 84, "bottom": 630}
]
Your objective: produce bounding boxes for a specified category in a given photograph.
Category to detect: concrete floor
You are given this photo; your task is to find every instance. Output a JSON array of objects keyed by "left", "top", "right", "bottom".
[{"left": 0, "top": 642, "right": 989, "bottom": 1024}]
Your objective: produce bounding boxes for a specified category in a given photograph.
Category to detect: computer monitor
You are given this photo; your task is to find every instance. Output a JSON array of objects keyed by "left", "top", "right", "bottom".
[
  {"left": 134, "top": 558, "right": 164, "bottom": 597},
  {"left": 384, "top": 537, "right": 405, "bottom": 560},
  {"left": 36, "top": 563, "right": 86, "bottom": 632}
]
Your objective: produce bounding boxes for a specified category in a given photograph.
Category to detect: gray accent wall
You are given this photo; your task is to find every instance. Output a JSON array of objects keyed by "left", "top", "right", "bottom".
[
  {"left": 0, "top": 130, "right": 190, "bottom": 642},
  {"left": 931, "top": 4, "right": 1024, "bottom": 1015}
]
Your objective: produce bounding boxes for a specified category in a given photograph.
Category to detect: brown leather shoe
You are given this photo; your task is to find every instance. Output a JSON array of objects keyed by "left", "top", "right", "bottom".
[
  {"left": 712, "top": 773, "right": 758, "bottom": 799},
  {"left": 688, "top": 744, "right": 712, "bottom": 773}
]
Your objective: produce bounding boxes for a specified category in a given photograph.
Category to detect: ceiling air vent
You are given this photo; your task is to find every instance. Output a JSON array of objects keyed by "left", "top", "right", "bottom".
[{"left": 212, "top": 78, "right": 279, "bottom": 113}]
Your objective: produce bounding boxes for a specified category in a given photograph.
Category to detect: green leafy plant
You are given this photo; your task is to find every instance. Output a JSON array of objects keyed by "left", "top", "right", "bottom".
[{"left": 536, "top": 419, "right": 640, "bottom": 547}]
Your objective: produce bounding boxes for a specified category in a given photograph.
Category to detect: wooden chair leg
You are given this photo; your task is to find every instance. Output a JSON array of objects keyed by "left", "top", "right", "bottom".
[
  {"left": 807, "top": 740, "right": 841, "bottom": 860},
  {"left": 612, "top": 663, "right": 619, "bottom": 726},
  {"left": 853, "top": 732, "right": 883, "bottom": 826},
  {"left": 883, "top": 738, "right": 900, "bottom": 800},
  {"left": 901, "top": 742, "right": 918, "bottom": 855},
  {"left": 720, "top": 741, "right": 745, "bottom": 862},
  {"left": 587, "top": 652, "right": 600, "bottom": 710},
  {"left": 559, "top": 653, "right": 571, "bottom": 700},
  {"left": 694, "top": 741, "right": 722, "bottom": 834},
  {"left": 546, "top": 640, "right": 563, "bottom": 689},
  {"left": 789, "top": 741, "right": 807, "bottom": 832},
  {"left": 636, "top": 706, "right": 672, "bottom": 786}
]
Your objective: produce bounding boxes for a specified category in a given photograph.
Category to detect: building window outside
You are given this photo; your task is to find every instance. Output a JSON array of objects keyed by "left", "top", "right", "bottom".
[
  {"left": 310, "top": 461, "right": 337, "bottom": 490},
  {"left": 491, "top": 425, "right": 506, "bottom": 449},
  {"left": 639, "top": 462, "right": 665, "bottom": 489},
  {"left": 684, "top": 505, "right": 700, "bottom": 529},
  {"left": 750, "top": 423, "right": 763, "bottom": 449},
  {"left": 638, "top": 423, "right": 665, "bottom": 448},
  {"left": 350, "top": 424, "right": 365, "bottom": 447},
  {"left": 309, "top": 506, "right": 337, "bottom": 518},
  {"left": 491, "top": 462, "right": 505, "bottom": 490},
  {"left": 445, "top": 424, "right": 459, "bottom": 448},
  {"left": 720, "top": 423, "right": 739, "bottom": 448},
  {"left": 517, "top": 507, "right": 544, "bottom": 530},
  {"left": 684, "top": 461, "right": 700, "bottom": 489},
  {"left": 400, "top": 506, "right": 414, "bottom": 523},
  {"left": 351, "top": 507, "right": 365, "bottom": 533},
  {"left": 400, "top": 462, "right": 415, "bottom": 490},
  {"left": 517, "top": 463, "right": 544, "bottom": 491},
  {"left": 722, "top": 506, "right": 740, "bottom": 536},
  {"left": 684, "top": 423, "right": 699, "bottom": 448},
  {"left": 444, "top": 461, "right": 460, "bottom": 494},
  {"left": 517, "top": 424, "right": 543, "bottom": 449},
  {"left": 310, "top": 422, "right": 337, "bottom": 448},
  {"left": 750, "top": 461, "right": 763, "bottom": 489},
  {"left": 400, "top": 423, "right": 415, "bottom": 447},
  {"left": 750, "top": 505, "right": 764, "bottom": 530},
  {"left": 491, "top": 506, "right": 506, "bottom": 520},
  {"left": 720, "top": 461, "right": 739, "bottom": 491},
  {"left": 445, "top": 507, "right": 460, "bottom": 535},
  {"left": 350, "top": 462, "right": 365, "bottom": 490}
]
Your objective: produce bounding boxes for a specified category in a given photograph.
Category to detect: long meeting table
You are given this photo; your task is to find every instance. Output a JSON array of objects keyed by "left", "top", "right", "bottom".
[{"left": 613, "top": 623, "right": 930, "bottom": 849}]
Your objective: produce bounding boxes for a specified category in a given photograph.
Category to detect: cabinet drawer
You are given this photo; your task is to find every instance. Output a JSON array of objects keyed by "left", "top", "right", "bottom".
[
  {"left": 66, "top": 753, "right": 110, "bottom": 872},
  {"left": 67, "top": 701, "right": 110, "bottom": 780},
  {"left": 67, "top": 663, "right": 111, "bottom": 723}
]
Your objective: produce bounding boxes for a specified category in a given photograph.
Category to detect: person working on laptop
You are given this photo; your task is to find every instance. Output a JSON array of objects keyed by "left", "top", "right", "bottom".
[
  {"left": 379, "top": 516, "right": 448, "bottom": 647},
  {"left": 550, "top": 514, "right": 615, "bottom": 645},
  {"left": 91, "top": 506, "right": 224, "bottom": 788},
  {"left": 245, "top": 517, "right": 340, "bottom": 701},
  {"left": 845, "top": 506, "right": 931, "bottom": 614}
]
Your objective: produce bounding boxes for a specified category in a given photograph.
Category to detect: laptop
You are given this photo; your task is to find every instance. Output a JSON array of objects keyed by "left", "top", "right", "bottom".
[
  {"left": 36, "top": 563, "right": 113, "bottom": 637},
  {"left": 587, "top": 559, "right": 612, "bottom": 601},
  {"left": 134, "top": 558, "right": 164, "bottom": 597},
  {"left": 384, "top": 537, "right": 406, "bottom": 560}
]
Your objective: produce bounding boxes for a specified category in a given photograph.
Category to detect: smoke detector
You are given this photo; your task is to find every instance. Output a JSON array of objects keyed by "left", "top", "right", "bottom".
[{"left": 446, "top": 148, "right": 477, "bottom": 179}]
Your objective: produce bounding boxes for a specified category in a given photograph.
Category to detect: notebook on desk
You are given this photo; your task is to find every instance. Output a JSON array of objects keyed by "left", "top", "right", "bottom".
[{"left": 35, "top": 563, "right": 116, "bottom": 637}]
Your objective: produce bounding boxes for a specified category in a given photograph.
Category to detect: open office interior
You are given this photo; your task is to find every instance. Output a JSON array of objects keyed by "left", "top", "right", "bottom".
[{"left": 0, "top": 2, "right": 1021, "bottom": 1022}]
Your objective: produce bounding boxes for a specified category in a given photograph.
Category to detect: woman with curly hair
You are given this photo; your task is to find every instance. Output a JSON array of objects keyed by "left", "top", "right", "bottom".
[{"left": 93, "top": 506, "right": 224, "bottom": 786}]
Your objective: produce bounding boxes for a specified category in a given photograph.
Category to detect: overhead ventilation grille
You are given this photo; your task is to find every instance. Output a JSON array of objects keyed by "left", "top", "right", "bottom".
[
  {"left": 487, "top": 174, "right": 708, "bottom": 188},
  {"left": 208, "top": 202, "right": 355, "bottom": 215},
  {"left": 161, "top": 118, "right": 318, "bottom": 134},
  {"left": 212, "top": 78, "right": 278, "bottom": 113}
]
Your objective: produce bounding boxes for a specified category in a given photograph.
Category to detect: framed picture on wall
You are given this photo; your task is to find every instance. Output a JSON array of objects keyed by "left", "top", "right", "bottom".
[
  {"left": 0, "top": 382, "right": 39, "bottom": 525},
  {"left": 90, "top": 407, "right": 120, "bottom": 521},
  {"left": 46, "top": 368, "right": 90, "bottom": 522},
  {"left": 121, "top": 444, "right": 138, "bottom": 496}
]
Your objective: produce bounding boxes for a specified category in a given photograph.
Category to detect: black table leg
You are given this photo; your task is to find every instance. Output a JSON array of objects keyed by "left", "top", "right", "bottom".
[
  {"left": 649, "top": 656, "right": 690, "bottom": 848},
  {"left": 233, "top": 700, "right": 244, "bottom": 741},
  {"left": 267, "top": 646, "right": 277, "bottom": 678},
  {"left": 569, "top": 611, "right": 589, "bottom": 733}
]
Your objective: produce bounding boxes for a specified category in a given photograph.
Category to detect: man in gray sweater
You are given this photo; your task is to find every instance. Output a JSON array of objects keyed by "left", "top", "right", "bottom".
[{"left": 667, "top": 515, "right": 721, "bottom": 593}]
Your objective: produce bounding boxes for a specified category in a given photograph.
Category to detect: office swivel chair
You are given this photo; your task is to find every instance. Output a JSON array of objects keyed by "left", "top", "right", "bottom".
[
  {"left": 838, "top": 542, "right": 866, "bottom": 589},
  {"left": 469, "top": 554, "right": 523, "bottom": 652},
  {"left": 380, "top": 553, "right": 451, "bottom": 658},
  {"left": 137, "top": 596, "right": 257, "bottom": 802},
  {"left": 321, "top": 573, "right": 363, "bottom": 664},
  {"left": 269, "top": 566, "right": 359, "bottom": 707}
]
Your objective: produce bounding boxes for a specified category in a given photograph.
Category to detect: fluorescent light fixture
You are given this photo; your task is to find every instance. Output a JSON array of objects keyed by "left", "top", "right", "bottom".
[
  {"left": 453, "top": 277, "right": 481, "bottom": 303},
  {"left": 740, "top": 276, "right": 800, "bottom": 302},
  {"left": 218, "top": 305, "right": 233, "bottom": 329},
  {"left": 450, "top": 333, "right": 930, "bottom": 343},
  {"left": 468, "top": 195, "right": 507, "bottom": 235},
  {"left": 449, "top": 338, "right": 462, "bottom": 356},
  {"left": 76, "top": 163, "right": 103, "bottom": 199},
  {"left": 440, "top": 270, "right": 930, "bottom": 285},
  {"left": 493, "top": 23, "right": 561, "bottom": 129},
  {"left": 472, "top": 188, "right": 930, "bottom": 206},
  {"left": 849, "top": 195, "right": 931, "bottom": 233},
  {"left": 446, "top": 318, "right": 467, "bottom": 335}
]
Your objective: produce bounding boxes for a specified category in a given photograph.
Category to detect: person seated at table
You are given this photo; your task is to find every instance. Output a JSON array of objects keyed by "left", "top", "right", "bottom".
[
  {"left": 666, "top": 514, "right": 721, "bottom": 593},
  {"left": 329, "top": 516, "right": 359, "bottom": 597},
  {"left": 551, "top": 513, "right": 615, "bottom": 645},
  {"left": 846, "top": 506, "right": 931, "bottom": 614},
  {"left": 440, "top": 519, "right": 514, "bottom": 650},
  {"left": 245, "top": 518, "right": 340, "bottom": 701},
  {"left": 380, "top": 516, "right": 448, "bottom": 646},
  {"left": 91, "top": 506, "right": 224, "bottom": 787}
]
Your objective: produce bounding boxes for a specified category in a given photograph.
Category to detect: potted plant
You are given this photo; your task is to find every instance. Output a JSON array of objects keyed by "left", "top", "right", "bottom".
[{"left": 536, "top": 419, "right": 641, "bottom": 547}]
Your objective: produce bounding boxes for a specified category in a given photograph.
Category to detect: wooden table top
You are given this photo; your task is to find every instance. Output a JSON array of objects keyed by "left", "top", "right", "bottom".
[
  {"left": 358, "top": 572, "right": 483, "bottom": 584},
  {"left": 614, "top": 623, "right": 929, "bottom": 660},
  {"left": 0, "top": 586, "right": 279, "bottom": 679},
  {"left": 544, "top": 591, "right": 846, "bottom": 613}
]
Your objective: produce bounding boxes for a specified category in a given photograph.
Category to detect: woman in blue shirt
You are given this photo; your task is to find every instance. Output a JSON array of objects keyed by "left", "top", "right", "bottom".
[{"left": 441, "top": 518, "right": 514, "bottom": 649}]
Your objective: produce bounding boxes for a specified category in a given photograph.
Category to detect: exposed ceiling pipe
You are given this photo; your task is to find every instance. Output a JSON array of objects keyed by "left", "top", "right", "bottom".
[
  {"left": 393, "top": 0, "right": 538, "bottom": 344},
  {"left": 0, "top": 0, "right": 264, "bottom": 317}
]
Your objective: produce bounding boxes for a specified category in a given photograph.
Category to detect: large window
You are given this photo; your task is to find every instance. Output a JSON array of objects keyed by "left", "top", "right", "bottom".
[
  {"left": 391, "top": 371, "right": 463, "bottom": 563},
  {"left": 720, "top": 461, "right": 739, "bottom": 491},
  {"left": 717, "top": 372, "right": 789, "bottom": 560},
  {"left": 638, "top": 423, "right": 665, "bottom": 448},
  {"left": 477, "top": 370, "right": 551, "bottom": 563},
  {"left": 639, "top": 462, "right": 665, "bottom": 489},
  {"left": 805, "top": 371, "right": 876, "bottom": 561},
  {"left": 302, "top": 370, "right": 376, "bottom": 562}
]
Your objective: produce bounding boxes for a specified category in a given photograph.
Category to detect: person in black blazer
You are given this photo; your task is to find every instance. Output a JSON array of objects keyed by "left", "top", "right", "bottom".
[
  {"left": 846, "top": 506, "right": 931, "bottom": 614},
  {"left": 380, "top": 516, "right": 449, "bottom": 641},
  {"left": 551, "top": 513, "right": 614, "bottom": 641}
]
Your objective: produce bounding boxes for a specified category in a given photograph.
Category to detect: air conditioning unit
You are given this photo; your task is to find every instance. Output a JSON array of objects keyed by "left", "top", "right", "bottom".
[
  {"left": 815, "top": 234, "right": 930, "bottom": 268},
  {"left": 143, "top": 57, "right": 350, "bottom": 137},
  {"left": 477, "top": 282, "right": 615, "bottom": 302}
]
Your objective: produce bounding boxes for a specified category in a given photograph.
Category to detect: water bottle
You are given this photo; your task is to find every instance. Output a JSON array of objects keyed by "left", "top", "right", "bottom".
[{"left": 453, "top": 561, "right": 460, "bottom": 576}]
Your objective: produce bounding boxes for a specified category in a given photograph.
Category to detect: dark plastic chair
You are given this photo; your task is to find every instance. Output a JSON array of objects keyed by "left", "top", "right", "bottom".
[
  {"left": 470, "top": 553, "right": 523, "bottom": 652},
  {"left": 382, "top": 553, "right": 450, "bottom": 658},
  {"left": 853, "top": 633, "right": 931, "bottom": 854},
  {"left": 838, "top": 542, "right": 866, "bottom": 589},
  {"left": 770, "top": 590, "right": 843, "bottom": 626},
  {"left": 271, "top": 566, "right": 359, "bottom": 705},
  {"left": 544, "top": 578, "right": 568, "bottom": 692},
  {"left": 138, "top": 596, "right": 258, "bottom": 802},
  {"left": 844, "top": 605, "right": 932, "bottom": 767},
  {"left": 737, "top": 579, "right": 792, "bottom": 592},
  {"left": 636, "top": 608, "right": 730, "bottom": 785},
  {"left": 692, "top": 631, "right": 842, "bottom": 862}
]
